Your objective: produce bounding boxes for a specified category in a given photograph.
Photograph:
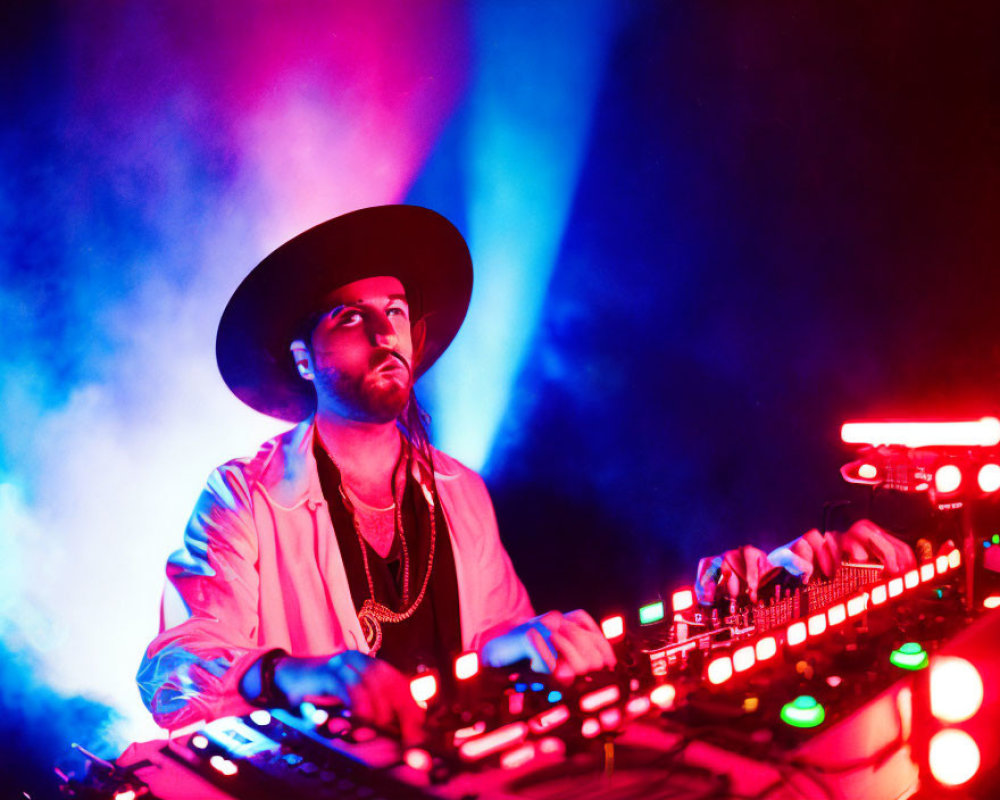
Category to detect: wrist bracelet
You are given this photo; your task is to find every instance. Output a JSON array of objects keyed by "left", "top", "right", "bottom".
[{"left": 241, "top": 648, "right": 289, "bottom": 708}]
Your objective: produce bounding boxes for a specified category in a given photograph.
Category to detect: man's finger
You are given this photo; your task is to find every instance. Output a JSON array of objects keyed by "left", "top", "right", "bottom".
[
  {"left": 526, "top": 625, "right": 558, "bottom": 673},
  {"left": 565, "top": 610, "right": 617, "bottom": 668}
]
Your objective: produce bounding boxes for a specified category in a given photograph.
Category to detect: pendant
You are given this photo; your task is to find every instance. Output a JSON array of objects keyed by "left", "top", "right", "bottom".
[{"left": 358, "top": 601, "right": 383, "bottom": 655}]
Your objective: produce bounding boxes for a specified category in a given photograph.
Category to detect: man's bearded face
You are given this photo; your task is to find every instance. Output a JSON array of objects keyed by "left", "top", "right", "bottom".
[{"left": 307, "top": 276, "right": 414, "bottom": 423}]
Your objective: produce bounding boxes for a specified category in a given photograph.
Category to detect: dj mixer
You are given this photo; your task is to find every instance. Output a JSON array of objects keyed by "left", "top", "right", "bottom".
[{"left": 60, "top": 419, "right": 1000, "bottom": 799}]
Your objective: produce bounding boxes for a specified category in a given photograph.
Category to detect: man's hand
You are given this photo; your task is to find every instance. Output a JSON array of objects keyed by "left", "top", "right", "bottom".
[
  {"left": 695, "top": 545, "right": 789, "bottom": 604},
  {"left": 697, "top": 521, "right": 918, "bottom": 603},
  {"left": 481, "top": 610, "right": 617, "bottom": 682},
  {"left": 272, "top": 651, "right": 425, "bottom": 744}
]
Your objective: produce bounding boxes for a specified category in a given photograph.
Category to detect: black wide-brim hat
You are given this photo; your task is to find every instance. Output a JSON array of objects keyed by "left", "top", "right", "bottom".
[{"left": 216, "top": 205, "right": 473, "bottom": 422}]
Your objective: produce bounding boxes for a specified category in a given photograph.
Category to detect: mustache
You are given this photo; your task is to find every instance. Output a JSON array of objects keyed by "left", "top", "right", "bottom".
[{"left": 370, "top": 349, "right": 412, "bottom": 376}]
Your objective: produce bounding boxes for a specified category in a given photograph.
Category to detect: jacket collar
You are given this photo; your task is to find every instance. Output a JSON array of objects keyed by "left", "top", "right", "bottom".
[{"left": 252, "top": 416, "right": 453, "bottom": 509}]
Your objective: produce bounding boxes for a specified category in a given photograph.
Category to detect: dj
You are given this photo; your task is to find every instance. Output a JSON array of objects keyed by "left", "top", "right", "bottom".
[{"left": 137, "top": 205, "right": 913, "bottom": 741}]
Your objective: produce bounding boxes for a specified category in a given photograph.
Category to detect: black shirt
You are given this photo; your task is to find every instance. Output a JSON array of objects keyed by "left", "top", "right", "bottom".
[{"left": 313, "top": 438, "right": 463, "bottom": 676}]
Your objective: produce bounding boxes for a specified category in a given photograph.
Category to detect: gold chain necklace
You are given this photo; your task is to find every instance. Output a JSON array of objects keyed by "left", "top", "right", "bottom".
[{"left": 338, "top": 446, "right": 436, "bottom": 656}]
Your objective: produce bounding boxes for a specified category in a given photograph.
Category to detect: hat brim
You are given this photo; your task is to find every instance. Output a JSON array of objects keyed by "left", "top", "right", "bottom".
[{"left": 216, "top": 205, "right": 472, "bottom": 422}]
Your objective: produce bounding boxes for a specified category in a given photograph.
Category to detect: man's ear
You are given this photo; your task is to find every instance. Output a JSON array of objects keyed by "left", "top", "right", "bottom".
[
  {"left": 410, "top": 318, "right": 427, "bottom": 369},
  {"left": 290, "top": 340, "right": 315, "bottom": 381}
]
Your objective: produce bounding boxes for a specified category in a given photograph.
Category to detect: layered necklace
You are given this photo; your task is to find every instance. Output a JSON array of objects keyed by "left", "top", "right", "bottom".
[{"left": 337, "top": 444, "right": 437, "bottom": 655}]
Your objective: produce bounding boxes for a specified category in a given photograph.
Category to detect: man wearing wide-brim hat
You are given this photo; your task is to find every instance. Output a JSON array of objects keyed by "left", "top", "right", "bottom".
[{"left": 137, "top": 206, "right": 616, "bottom": 738}]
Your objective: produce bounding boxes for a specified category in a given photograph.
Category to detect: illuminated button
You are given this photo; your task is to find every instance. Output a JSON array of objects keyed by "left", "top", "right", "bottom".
[
  {"left": 948, "top": 550, "right": 962, "bottom": 569},
  {"left": 858, "top": 463, "right": 878, "bottom": 480},
  {"left": 847, "top": 594, "right": 868, "bottom": 617},
  {"left": 920, "top": 563, "right": 935, "bottom": 582},
  {"left": 780, "top": 695, "right": 825, "bottom": 728},
  {"left": 743, "top": 695, "right": 759, "bottom": 712},
  {"left": 672, "top": 588, "right": 695, "bottom": 612},
  {"left": 755, "top": 636, "right": 777, "bottom": 661},
  {"left": 599, "top": 707, "right": 622, "bottom": 729},
  {"left": 459, "top": 722, "right": 529, "bottom": 761},
  {"left": 530, "top": 682, "right": 544, "bottom": 692},
  {"left": 827, "top": 604, "right": 846, "bottom": 626},
  {"left": 786, "top": 622, "right": 807, "bottom": 646},
  {"left": 935, "top": 464, "right": 963, "bottom": 494},
  {"left": 454, "top": 651, "right": 479, "bottom": 680},
  {"left": 929, "top": 729, "right": 981, "bottom": 787},
  {"left": 826, "top": 675, "right": 842, "bottom": 688},
  {"left": 580, "top": 718, "right": 601, "bottom": 738},
  {"left": 707, "top": 656, "right": 733, "bottom": 685},
  {"left": 984, "top": 595, "right": 1000, "bottom": 609},
  {"left": 978, "top": 464, "right": 1000, "bottom": 493},
  {"left": 626, "top": 695, "right": 651, "bottom": 716},
  {"left": 500, "top": 742, "right": 536, "bottom": 770},
  {"left": 639, "top": 601, "right": 665, "bottom": 625},
  {"left": 508, "top": 692, "right": 525, "bottom": 715},
  {"left": 310, "top": 707, "right": 330, "bottom": 725},
  {"left": 871, "top": 584, "right": 888, "bottom": 605},
  {"left": 529, "top": 704, "right": 570, "bottom": 734},
  {"left": 113, "top": 792, "right": 136, "bottom": 800},
  {"left": 888, "top": 577, "right": 904, "bottom": 597},
  {"left": 547, "top": 690, "right": 562, "bottom": 703},
  {"left": 904, "top": 570, "right": 919, "bottom": 589},
  {"left": 538, "top": 737, "right": 564, "bottom": 756},
  {"left": 601, "top": 615, "right": 625, "bottom": 641},
  {"left": 936, "top": 555, "right": 949, "bottom": 574},
  {"left": 807, "top": 613, "right": 827, "bottom": 637},
  {"left": 930, "top": 657, "right": 983, "bottom": 723},
  {"left": 890, "top": 642, "right": 928, "bottom": 671},
  {"left": 249, "top": 710, "right": 271, "bottom": 726},
  {"left": 210, "top": 755, "right": 238, "bottom": 776},
  {"left": 410, "top": 673, "right": 438, "bottom": 707},
  {"left": 191, "top": 734, "right": 209, "bottom": 750},
  {"left": 404, "top": 748, "right": 433, "bottom": 771},
  {"left": 579, "top": 684, "right": 620, "bottom": 712},
  {"left": 994, "top": 534, "right": 1000, "bottom": 545},
  {"left": 650, "top": 683, "right": 677, "bottom": 709},
  {"left": 733, "top": 645, "right": 755, "bottom": 672}
]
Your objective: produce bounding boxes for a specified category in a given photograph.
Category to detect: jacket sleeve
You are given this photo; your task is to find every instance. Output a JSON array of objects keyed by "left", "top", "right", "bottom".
[{"left": 136, "top": 464, "right": 268, "bottom": 730}]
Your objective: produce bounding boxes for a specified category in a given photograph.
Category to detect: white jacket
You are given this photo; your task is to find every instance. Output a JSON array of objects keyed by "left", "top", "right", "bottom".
[{"left": 137, "top": 419, "right": 534, "bottom": 729}]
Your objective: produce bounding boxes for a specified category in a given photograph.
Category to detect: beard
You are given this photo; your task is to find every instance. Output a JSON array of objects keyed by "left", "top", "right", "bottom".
[{"left": 313, "top": 354, "right": 412, "bottom": 423}]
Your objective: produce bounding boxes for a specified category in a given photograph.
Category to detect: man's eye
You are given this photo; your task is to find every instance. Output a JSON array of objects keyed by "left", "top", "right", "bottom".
[
  {"left": 337, "top": 310, "right": 362, "bottom": 325},
  {"left": 387, "top": 306, "right": 408, "bottom": 317}
]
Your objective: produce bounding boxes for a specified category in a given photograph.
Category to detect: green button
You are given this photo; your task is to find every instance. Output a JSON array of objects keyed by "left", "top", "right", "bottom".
[
  {"left": 780, "top": 695, "right": 825, "bottom": 728},
  {"left": 993, "top": 534, "right": 999, "bottom": 545},
  {"left": 890, "top": 642, "right": 928, "bottom": 670}
]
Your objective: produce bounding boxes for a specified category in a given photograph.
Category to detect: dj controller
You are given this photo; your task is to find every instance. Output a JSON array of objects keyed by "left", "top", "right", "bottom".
[{"left": 60, "top": 419, "right": 1000, "bottom": 799}]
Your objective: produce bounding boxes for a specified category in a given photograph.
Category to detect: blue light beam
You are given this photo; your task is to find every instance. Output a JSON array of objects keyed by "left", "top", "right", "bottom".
[{"left": 428, "top": 0, "right": 622, "bottom": 472}]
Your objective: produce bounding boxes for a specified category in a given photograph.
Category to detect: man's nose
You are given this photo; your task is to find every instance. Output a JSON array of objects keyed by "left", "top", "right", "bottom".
[{"left": 368, "top": 312, "right": 398, "bottom": 347}]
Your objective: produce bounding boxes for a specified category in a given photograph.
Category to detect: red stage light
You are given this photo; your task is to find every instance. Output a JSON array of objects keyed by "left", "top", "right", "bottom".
[
  {"left": 841, "top": 418, "right": 1000, "bottom": 448},
  {"left": 871, "top": 584, "right": 888, "bottom": 605},
  {"left": 807, "top": 613, "right": 827, "bottom": 637},
  {"left": 827, "top": 603, "right": 847, "bottom": 626},
  {"left": 928, "top": 729, "right": 981, "bottom": 786},
  {"left": 934, "top": 464, "right": 963, "bottom": 494},
  {"left": 930, "top": 657, "right": 984, "bottom": 724},
  {"left": 978, "top": 464, "right": 1000, "bottom": 493}
]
